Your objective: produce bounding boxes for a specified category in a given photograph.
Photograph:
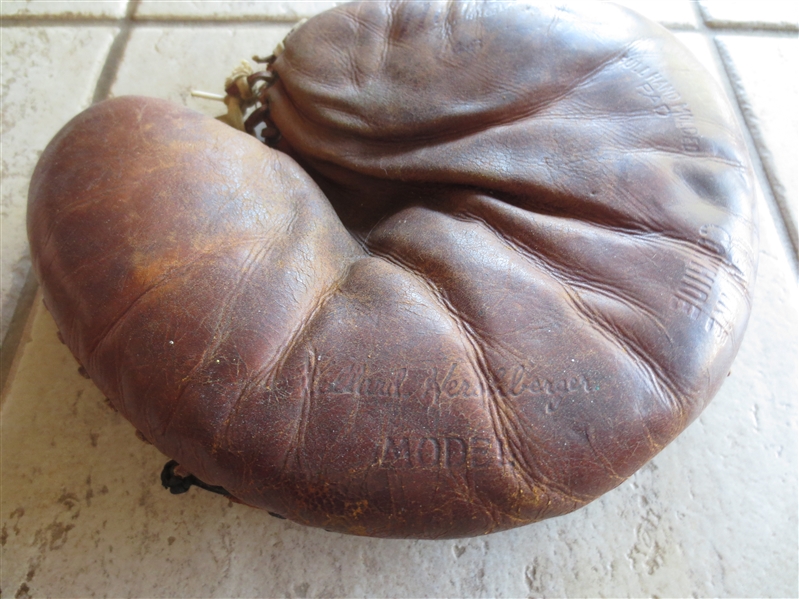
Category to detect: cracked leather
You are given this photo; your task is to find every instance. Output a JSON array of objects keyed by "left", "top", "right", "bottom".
[{"left": 27, "top": 1, "right": 758, "bottom": 538}]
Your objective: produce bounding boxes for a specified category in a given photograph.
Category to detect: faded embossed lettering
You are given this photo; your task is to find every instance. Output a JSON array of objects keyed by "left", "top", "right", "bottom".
[
  {"left": 499, "top": 363, "right": 592, "bottom": 399},
  {"left": 445, "top": 437, "right": 467, "bottom": 467},
  {"left": 381, "top": 436, "right": 411, "bottom": 467},
  {"left": 698, "top": 224, "right": 755, "bottom": 289},
  {"left": 621, "top": 52, "right": 701, "bottom": 152},
  {"left": 327, "top": 364, "right": 408, "bottom": 398},
  {"left": 698, "top": 224, "right": 732, "bottom": 257},
  {"left": 705, "top": 291, "right": 734, "bottom": 341},
  {"left": 673, "top": 260, "right": 716, "bottom": 318},
  {"left": 671, "top": 256, "right": 740, "bottom": 342},
  {"left": 469, "top": 437, "right": 493, "bottom": 468},
  {"left": 324, "top": 361, "right": 594, "bottom": 405},
  {"left": 375, "top": 436, "right": 502, "bottom": 469},
  {"left": 416, "top": 437, "right": 441, "bottom": 467}
]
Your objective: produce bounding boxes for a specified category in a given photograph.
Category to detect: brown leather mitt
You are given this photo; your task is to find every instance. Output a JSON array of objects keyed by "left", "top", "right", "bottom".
[{"left": 27, "top": 1, "right": 758, "bottom": 538}]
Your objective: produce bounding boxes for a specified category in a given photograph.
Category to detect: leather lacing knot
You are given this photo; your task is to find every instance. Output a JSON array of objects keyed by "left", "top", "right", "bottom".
[
  {"left": 190, "top": 57, "right": 278, "bottom": 145},
  {"left": 190, "top": 19, "right": 307, "bottom": 147},
  {"left": 160, "top": 460, "right": 231, "bottom": 496},
  {"left": 159, "top": 460, "right": 287, "bottom": 520}
]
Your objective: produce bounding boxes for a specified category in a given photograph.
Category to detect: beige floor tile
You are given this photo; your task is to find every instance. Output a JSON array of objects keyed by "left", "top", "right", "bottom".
[
  {"left": 2, "top": 6, "right": 797, "bottom": 598},
  {"left": 673, "top": 31, "right": 728, "bottom": 88},
  {"left": 110, "top": 25, "right": 292, "bottom": 113},
  {"left": 699, "top": 0, "right": 799, "bottom": 30},
  {"left": 134, "top": 1, "right": 340, "bottom": 21},
  {"left": 614, "top": 0, "right": 699, "bottom": 29},
  {"left": 0, "top": 26, "right": 118, "bottom": 341},
  {"left": 132, "top": 1, "right": 698, "bottom": 28},
  {"left": 1, "top": 176, "right": 35, "bottom": 338},
  {"left": 0, "top": 0, "right": 128, "bottom": 19},
  {"left": 716, "top": 35, "right": 799, "bottom": 250},
  {"left": 1, "top": 186, "right": 795, "bottom": 598}
]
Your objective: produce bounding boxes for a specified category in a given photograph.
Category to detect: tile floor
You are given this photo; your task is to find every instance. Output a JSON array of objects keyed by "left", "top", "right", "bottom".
[{"left": 1, "top": 1, "right": 797, "bottom": 597}]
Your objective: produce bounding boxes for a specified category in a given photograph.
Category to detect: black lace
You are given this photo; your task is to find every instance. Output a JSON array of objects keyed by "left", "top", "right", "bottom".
[
  {"left": 160, "top": 460, "right": 230, "bottom": 496},
  {"left": 160, "top": 460, "right": 287, "bottom": 520}
]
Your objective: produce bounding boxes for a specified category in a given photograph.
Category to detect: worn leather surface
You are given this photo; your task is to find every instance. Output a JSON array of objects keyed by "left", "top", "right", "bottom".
[{"left": 27, "top": 1, "right": 758, "bottom": 538}]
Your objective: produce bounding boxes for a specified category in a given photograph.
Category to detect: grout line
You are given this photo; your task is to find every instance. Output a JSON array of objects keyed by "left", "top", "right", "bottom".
[
  {"left": 692, "top": 0, "right": 711, "bottom": 30},
  {"left": 129, "top": 16, "right": 307, "bottom": 25},
  {"left": 710, "top": 36, "right": 799, "bottom": 275},
  {"left": 0, "top": 19, "right": 123, "bottom": 26},
  {"left": 0, "top": 16, "right": 305, "bottom": 27},
  {"left": 693, "top": 1, "right": 798, "bottom": 34},
  {"left": 696, "top": 28, "right": 799, "bottom": 38},
  {"left": 0, "top": 268, "right": 38, "bottom": 398},
  {"left": 713, "top": 37, "right": 799, "bottom": 258},
  {"left": 2, "top": 16, "right": 793, "bottom": 34},
  {"left": 0, "top": 0, "right": 139, "bottom": 381},
  {"left": 703, "top": 22, "right": 798, "bottom": 34},
  {"left": 691, "top": 1, "right": 799, "bottom": 277},
  {"left": 92, "top": 0, "right": 140, "bottom": 103}
]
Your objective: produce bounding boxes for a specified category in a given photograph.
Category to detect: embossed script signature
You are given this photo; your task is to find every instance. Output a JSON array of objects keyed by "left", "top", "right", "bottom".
[{"left": 323, "top": 361, "right": 594, "bottom": 403}]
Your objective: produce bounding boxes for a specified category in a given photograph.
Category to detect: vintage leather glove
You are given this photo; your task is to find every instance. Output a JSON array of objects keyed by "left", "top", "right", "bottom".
[{"left": 27, "top": 0, "right": 757, "bottom": 538}]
